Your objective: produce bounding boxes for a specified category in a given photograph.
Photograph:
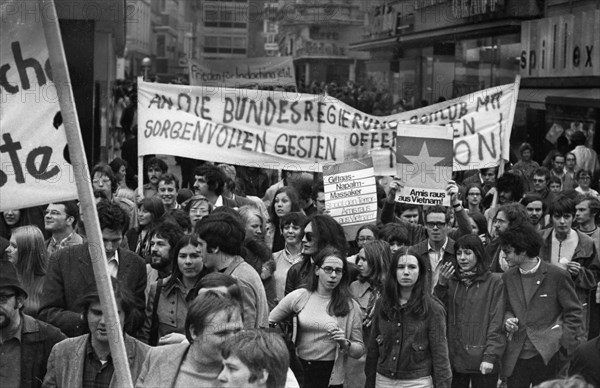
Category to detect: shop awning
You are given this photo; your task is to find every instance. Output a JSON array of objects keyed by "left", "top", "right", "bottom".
[{"left": 518, "top": 88, "right": 600, "bottom": 110}]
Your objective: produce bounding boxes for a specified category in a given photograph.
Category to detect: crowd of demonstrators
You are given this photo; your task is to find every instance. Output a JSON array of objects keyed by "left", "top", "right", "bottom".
[{"left": 2, "top": 136, "right": 600, "bottom": 388}]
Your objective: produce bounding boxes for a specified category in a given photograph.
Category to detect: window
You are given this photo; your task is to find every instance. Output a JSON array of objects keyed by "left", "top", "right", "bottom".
[
  {"left": 203, "top": 35, "right": 247, "bottom": 55},
  {"left": 156, "top": 35, "right": 165, "bottom": 57},
  {"left": 203, "top": 4, "right": 247, "bottom": 28}
]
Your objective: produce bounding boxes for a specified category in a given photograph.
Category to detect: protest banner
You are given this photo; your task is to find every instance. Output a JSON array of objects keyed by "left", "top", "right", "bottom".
[
  {"left": 189, "top": 56, "right": 296, "bottom": 89},
  {"left": 395, "top": 125, "right": 454, "bottom": 207},
  {"left": 0, "top": 0, "right": 78, "bottom": 211},
  {"left": 40, "top": 0, "right": 133, "bottom": 386},
  {"left": 138, "top": 78, "right": 519, "bottom": 173},
  {"left": 323, "top": 158, "right": 377, "bottom": 240}
]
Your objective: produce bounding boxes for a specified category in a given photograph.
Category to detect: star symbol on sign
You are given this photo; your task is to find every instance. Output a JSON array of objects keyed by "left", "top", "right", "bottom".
[{"left": 401, "top": 141, "right": 446, "bottom": 182}]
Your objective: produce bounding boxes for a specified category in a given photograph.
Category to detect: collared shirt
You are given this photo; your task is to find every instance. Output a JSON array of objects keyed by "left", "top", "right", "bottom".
[
  {"left": 47, "top": 231, "right": 84, "bottom": 256},
  {"left": 83, "top": 339, "right": 114, "bottom": 388},
  {"left": 107, "top": 250, "right": 120, "bottom": 279},
  {"left": 214, "top": 195, "right": 224, "bottom": 208},
  {"left": 428, "top": 238, "right": 448, "bottom": 289},
  {"left": 551, "top": 229, "right": 579, "bottom": 266},
  {"left": 519, "top": 257, "right": 542, "bottom": 275},
  {"left": 0, "top": 322, "right": 22, "bottom": 388}
]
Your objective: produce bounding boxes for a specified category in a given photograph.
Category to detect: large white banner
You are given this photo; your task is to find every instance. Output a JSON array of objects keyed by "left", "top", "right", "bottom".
[
  {"left": 0, "top": 0, "right": 78, "bottom": 211},
  {"left": 138, "top": 78, "right": 518, "bottom": 173},
  {"left": 189, "top": 56, "right": 296, "bottom": 89}
]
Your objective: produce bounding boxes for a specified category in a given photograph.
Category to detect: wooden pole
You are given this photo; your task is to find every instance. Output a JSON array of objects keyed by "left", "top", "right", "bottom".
[{"left": 40, "top": 1, "right": 133, "bottom": 386}]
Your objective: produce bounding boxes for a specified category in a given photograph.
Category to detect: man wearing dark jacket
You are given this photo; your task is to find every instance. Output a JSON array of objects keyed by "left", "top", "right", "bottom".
[
  {"left": 38, "top": 200, "right": 146, "bottom": 337},
  {"left": 0, "top": 261, "right": 66, "bottom": 388},
  {"left": 500, "top": 224, "right": 584, "bottom": 388}
]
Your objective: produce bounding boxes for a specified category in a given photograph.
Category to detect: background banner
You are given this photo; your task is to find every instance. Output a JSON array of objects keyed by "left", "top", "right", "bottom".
[
  {"left": 138, "top": 78, "right": 518, "bottom": 173},
  {"left": 0, "top": 0, "right": 78, "bottom": 211},
  {"left": 188, "top": 56, "right": 296, "bottom": 89}
]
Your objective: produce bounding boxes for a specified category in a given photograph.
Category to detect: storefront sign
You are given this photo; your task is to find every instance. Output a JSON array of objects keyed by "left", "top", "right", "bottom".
[
  {"left": 520, "top": 11, "right": 600, "bottom": 78},
  {"left": 452, "top": 0, "right": 502, "bottom": 18}
]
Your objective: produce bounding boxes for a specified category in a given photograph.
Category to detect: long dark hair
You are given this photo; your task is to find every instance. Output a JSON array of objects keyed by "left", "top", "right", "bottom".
[
  {"left": 138, "top": 197, "right": 166, "bottom": 231},
  {"left": 307, "top": 246, "right": 352, "bottom": 317},
  {"left": 382, "top": 247, "right": 431, "bottom": 318},
  {"left": 303, "top": 214, "right": 349, "bottom": 257},
  {"left": 165, "top": 235, "right": 203, "bottom": 289},
  {"left": 269, "top": 186, "right": 301, "bottom": 224},
  {"left": 454, "top": 234, "right": 489, "bottom": 276},
  {"left": 359, "top": 240, "right": 390, "bottom": 290}
]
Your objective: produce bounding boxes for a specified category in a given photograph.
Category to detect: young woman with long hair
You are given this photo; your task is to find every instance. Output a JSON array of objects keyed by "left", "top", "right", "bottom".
[
  {"left": 269, "top": 246, "right": 364, "bottom": 388},
  {"left": 269, "top": 186, "right": 302, "bottom": 253},
  {"left": 5, "top": 225, "right": 48, "bottom": 317},
  {"left": 365, "top": 247, "right": 451, "bottom": 388},
  {"left": 434, "top": 234, "right": 505, "bottom": 388},
  {"left": 126, "top": 196, "right": 165, "bottom": 262},
  {"left": 141, "top": 234, "right": 208, "bottom": 345}
]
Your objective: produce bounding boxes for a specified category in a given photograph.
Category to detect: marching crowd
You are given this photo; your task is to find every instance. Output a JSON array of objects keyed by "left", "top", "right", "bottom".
[{"left": 1, "top": 128, "right": 600, "bottom": 388}]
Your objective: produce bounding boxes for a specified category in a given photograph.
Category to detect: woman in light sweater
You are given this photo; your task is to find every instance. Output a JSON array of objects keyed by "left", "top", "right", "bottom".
[{"left": 269, "top": 246, "right": 364, "bottom": 388}]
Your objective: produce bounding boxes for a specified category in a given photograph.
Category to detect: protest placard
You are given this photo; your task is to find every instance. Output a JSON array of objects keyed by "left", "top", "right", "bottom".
[
  {"left": 189, "top": 56, "right": 296, "bottom": 89},
  {"left": 323, "top": 158, "right": 377, "bottom": 240},
  {"left": 395, "top": 125, "right": 454, "bottom": 207},
  {"left": 137, "top": 78, "right": 519, "bottom": 173},
  {"left": 0, "top": 0, "right": 78, "bottom": 211}
]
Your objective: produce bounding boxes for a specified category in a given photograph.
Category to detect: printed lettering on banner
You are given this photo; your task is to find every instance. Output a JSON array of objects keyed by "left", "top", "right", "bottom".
[
  {"left": 0, "top": 0, "right": 78, "bottom": 211},
  {"left": 323, "top": 158, "right": 377, "bottom": 240},
  {"left": 395, "top": 125, "right": 454, "bottom": 207},
  {"left": 138, "top": 78, "right": 518, "bottom": 173}
]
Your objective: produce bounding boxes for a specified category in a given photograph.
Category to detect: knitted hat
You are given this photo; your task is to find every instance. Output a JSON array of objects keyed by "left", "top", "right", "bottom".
[{"left": 0, "top": 261, "right": 28, "bottom": 298}]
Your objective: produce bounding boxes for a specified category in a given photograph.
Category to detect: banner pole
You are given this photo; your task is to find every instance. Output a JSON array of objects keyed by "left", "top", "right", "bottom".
[{"left": 40, "top": 1, "right": 133, "bottom": 386}]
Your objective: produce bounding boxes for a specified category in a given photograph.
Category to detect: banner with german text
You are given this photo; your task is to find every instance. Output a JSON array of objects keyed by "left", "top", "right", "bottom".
[
  {"left": 188, "top": 56, "right": 296, "bottom": 89},
  {"left": 137, "top": 78, "right": 518, "bottom": 173},
  {"left": 0, "top": 0, "right": 78, "bottom": 211}
]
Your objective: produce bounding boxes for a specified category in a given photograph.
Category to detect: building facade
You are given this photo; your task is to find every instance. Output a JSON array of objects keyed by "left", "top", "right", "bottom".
[{"left": 277, "top": 0, "right": 369, "bottom": 88}]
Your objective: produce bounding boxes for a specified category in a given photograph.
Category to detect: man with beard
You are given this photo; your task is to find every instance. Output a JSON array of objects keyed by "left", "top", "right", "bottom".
[
  {"left": 487, "top": 202, "right": 530, "bottom": 273},
  {"left": 483, "top": 171, "right": 526, "bottom": 233},
  {"left": 142, "top": 157, "right": 168, "bottom": 199},
  {"left": 193, "top": 164, "right": 239, "bottom": 209},
  {"left": 539, "top": 195, "right": 600, "bottom": 338},
  {"left": 145, "top": 221, "right": 185, "bottom": 300},
  {"left": 0, "top": 261, "right": 65, "bottom": 388},
  {"left": 520, "top": 194, "right": 548, "bottom": 232}
]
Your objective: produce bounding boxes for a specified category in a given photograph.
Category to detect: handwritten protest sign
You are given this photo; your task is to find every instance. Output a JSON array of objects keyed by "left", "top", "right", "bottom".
[
  {"left": 0, "top": 0, "right": 78, "bottom": 211},
  {"left": 138, "top": 78, "right": 519, "bottom": 172},
  {"left": 323, "top": 158, "right": 377, "bottom": 240},
  {"left": 395, "top": 125, "right": 453, "bottom": 206},
  {"left": 189, "top": 56, "right": 296, "bottom": 89}
]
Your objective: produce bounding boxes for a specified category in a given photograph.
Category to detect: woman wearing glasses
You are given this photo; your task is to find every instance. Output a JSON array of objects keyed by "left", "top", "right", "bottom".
[
  {"left": 269, "top": 246, "right": 365, "bottom": 388},
  {"left": 434, "top": 234, "right": 505, "bottom": 388},
  {"left": 365, "top": 247, "right": 451, "bottom": 388},
  {"left": 463, "top": 183, "right": 485, "bottom": 214}
]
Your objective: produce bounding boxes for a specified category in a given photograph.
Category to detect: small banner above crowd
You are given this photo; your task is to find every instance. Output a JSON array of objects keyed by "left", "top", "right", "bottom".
[
  {"left": 137, "top": 78, "right": 519, "bottom": 173},
  {"left": 0, "top": 0, "right": 78, "bottom": 211},
  {"left": 188, "top": 56, "right": 296, "bottom": 89}
]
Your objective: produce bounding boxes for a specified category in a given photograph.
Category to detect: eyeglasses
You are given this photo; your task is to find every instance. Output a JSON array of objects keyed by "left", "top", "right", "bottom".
[
  {"left": 320, "top": 266, "right": 343, "bottom": 275},
  {"left": 468, "top": 192, "right": 481, "bottom": 196},
  {"left": 304, "top": 232, "right": 313, "bottom": 242},
  {"left": 425, "top": 222, "right": 446, "bottom": 229},
  {"left": 0, "top": 293, "right": 16, "bottom": 304},
  {"left": 92, "top": 178, "right": 111, "bottom": 185}
]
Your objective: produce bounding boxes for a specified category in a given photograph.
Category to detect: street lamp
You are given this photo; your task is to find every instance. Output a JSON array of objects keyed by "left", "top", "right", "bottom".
[{"left": 141, "top": 57, "right": 151, "bottom": 81}]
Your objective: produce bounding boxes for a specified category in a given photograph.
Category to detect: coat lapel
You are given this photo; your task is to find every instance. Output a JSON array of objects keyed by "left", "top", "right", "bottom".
[
  {"left": 525, "top": 262, "right": 547, "bottom": 307},
  {"left": 78, "top": 247, "right": 94, "bottom": 285}
]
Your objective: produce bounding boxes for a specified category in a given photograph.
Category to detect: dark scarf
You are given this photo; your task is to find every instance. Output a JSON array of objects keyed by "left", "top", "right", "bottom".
[{"left": 458, "top": 269, "right": 479, "bottom": 287}]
